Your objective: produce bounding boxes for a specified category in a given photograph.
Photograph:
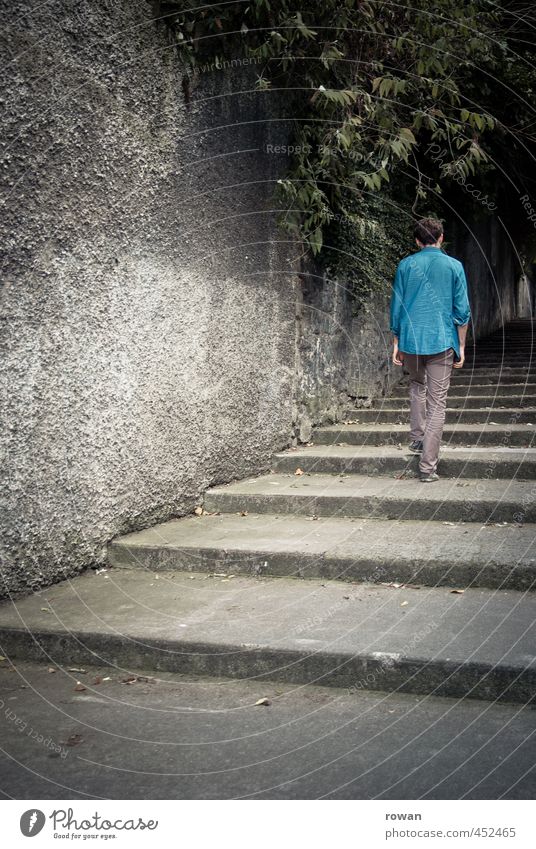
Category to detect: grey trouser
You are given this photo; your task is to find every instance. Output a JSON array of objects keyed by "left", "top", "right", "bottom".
[{"left": 403, "top": 348, "right": 454, "bottom": 474}]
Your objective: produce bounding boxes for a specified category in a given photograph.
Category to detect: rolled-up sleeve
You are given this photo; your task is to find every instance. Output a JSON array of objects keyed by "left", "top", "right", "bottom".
[
  {"left": 453, "top": 264, "right": 471, "bottom": 325},
  {"left": 389, "top": 262, "right": 404, "bottom": 336}
]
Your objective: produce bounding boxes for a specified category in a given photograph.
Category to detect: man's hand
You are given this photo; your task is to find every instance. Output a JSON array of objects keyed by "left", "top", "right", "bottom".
[
  {"left": 453, "top": 347, "right": 465, "bottom": 369},
  {"left": 392, "top": 339, "right": 404, "bottom": 367}
]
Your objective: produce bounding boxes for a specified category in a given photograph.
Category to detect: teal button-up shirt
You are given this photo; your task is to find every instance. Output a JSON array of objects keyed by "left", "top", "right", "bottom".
[{"left": 389, "top": 246, "right": 471, "bottom": 358}]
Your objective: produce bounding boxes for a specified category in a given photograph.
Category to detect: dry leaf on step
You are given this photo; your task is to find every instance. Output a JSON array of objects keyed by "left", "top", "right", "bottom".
[
  {"left": 254, "top": 697, "right": 271, "bottom": 706},
  {"left": 450, "top": 589, "right": 465, "bottom": 594},
  {"left": 295, "top": 468, "right": 304, "bottom": 476},
  {"left": 74, "top": 681, "right": 87, "bottom": 692}
]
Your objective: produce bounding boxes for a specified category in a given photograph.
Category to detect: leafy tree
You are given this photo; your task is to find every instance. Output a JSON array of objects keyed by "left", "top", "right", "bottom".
[{"left": 157, "top": 1, "right": 536, "bottom": 266}]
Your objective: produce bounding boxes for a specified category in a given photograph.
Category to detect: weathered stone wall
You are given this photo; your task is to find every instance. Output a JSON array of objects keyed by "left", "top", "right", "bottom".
[
  {"left": 1, "top": 0, "right": 298, "bottom": 596},
  {"left": 294, "top": 268, "right": 396, "bottom": 441}
]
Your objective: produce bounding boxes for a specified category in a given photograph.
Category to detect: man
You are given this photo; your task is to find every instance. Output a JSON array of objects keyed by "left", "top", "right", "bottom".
[{"left": 389, "top": 218, "right": 471, "bottom": 482}]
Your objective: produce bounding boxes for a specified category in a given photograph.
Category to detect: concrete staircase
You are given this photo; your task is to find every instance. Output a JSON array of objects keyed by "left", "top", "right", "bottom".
[{"left": 2, "top": 321, "right": 535, "bottom": 705}]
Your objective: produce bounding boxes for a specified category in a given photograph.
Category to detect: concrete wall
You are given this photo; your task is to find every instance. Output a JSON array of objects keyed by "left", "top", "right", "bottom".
[
  {"left": 451, "top": 216, "right": 531, "bottom": 340},
  {"left": 1, "top": 0, "right": 298, "bottom": 597}
]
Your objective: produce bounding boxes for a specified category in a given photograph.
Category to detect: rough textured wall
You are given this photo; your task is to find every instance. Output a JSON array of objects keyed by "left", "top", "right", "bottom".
[{"left": 0, "top": 0, "right": 297, "bottom": 597}]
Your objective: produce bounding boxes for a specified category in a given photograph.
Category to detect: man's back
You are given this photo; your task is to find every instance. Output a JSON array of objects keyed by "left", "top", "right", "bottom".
[{"left": 390, "top": 245, "right": 470, "bottom": 358}]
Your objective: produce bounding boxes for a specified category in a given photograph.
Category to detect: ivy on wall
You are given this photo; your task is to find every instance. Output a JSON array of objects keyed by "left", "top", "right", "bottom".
[{"left": 322, "top": 189, "right": 413, "bottom": 312}]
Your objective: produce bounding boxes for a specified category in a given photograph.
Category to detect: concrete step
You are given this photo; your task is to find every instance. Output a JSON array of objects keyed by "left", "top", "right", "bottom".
[
  {"left": 466, "top": 345, "right": 536, "bottom": 350},
  {"left": 467, "top": 358, "right": 536, "bottom": 364},
  {"left": 373, "top": 395, "right": 536, "bottom": 408},
  {"left": 458, "top": 368, "right": 536, "bottom": 375},
  {"left": 204, "top": 471, "right": 536, "bottom": 523},
  {"left": 389, "top": 385, "right": 536, "bottom": 399},
  {"left": 109, "top": 512, "right": 536, "bottom": 590},
  {"left": 314, "top": 422, "right": 535, "bottom": 447},
  {"left": 466, "top": 362, "right": 536, "bottom": 368},
  {"left": 341, "top": 408, "right": 536, "bottom": 424},
  {"left": 448, "top": 374, "right": 536, "bottom": 385},
  {"left": 1, "top": 569, "right": 534, "bottom": 704},
  {"left": 272, "top": 444, "right": 536, "bottom": 480},
  {"left": 3, "top": 660, "right": 535, "bottom": 800},
  {"left": 465, "top": 353, "right": 536, "bottom": 358}
]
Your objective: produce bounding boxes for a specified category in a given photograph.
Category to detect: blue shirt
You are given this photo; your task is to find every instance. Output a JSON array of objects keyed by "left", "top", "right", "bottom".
[{"left": 389, "top": 246, "right": 471, "bottom": 358}]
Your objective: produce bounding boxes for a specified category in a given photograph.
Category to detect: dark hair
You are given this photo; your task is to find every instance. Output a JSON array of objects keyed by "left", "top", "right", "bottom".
[{"left": 414, "top": 217, "right": 443, "bottom": 245}]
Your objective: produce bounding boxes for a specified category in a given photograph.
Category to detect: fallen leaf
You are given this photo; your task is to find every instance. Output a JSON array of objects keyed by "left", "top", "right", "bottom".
[
  {"left": 255, "top": 697, "right": 271, "bottom": 706},
  {"left": 194, "top": 506, "right": 204, "bottom": 516},
  {"left": 93, "top": 676, "right": 102, "bottom": 685},
  {"left": 240, "top": 510, "right": 248, "bottom": 517},
  {"left": 294, "top": 468, "right": 304, "bottom": 476},
  {"left": 74, "top": 681, "right": 87, "bottom": 692},
  {"left": 450, "top": 589, "right": 465, "bottom": 594},
  {"left": 122, "top": 675, "right": 137, "bottom": 684},
  {"left": 40, "top": 607, "right": 52, "bottom": 613},
  {"left": 0, "top": 656, "right": 6, "bottom": 662},
  {"left": 400, "top": 601, "right": 409, "bottom": 607},
  {"left": 68, "top": 667, "right": 86, "bottom": 674},
  {"left": 65, "top": 733, "right": 84, "bottom": 747},
  {"left": 47, "top": 667, "right": 56, "bottom": 674}
]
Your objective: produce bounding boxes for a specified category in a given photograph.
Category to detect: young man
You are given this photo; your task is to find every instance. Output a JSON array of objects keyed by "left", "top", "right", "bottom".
[{"left": 389, "top": 218, "right": 471, "bottom": 482}]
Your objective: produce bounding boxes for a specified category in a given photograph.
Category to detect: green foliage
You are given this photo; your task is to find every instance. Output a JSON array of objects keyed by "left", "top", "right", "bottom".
[
  {"left": 158, "top": 0, "right": 536, "bottom": 282},
  {"left": 323, "top": 189, "right": 416, "bottom": 313}
]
